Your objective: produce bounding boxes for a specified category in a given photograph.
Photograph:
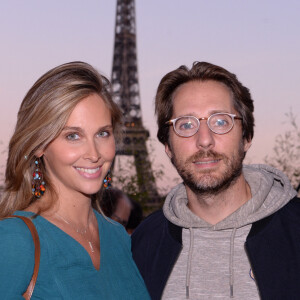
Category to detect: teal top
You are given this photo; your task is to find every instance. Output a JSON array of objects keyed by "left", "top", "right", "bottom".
[{"left": 0, "top": 211, "right": 150, "bottom": 299}]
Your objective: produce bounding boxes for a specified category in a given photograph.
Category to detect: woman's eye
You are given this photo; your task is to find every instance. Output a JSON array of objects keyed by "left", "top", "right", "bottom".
[
  {"left": 66, "top": 133, "right": 80, "bottom": 140},
  {"left": 97, "top": 131, "right": 110, "bottom": 137}
]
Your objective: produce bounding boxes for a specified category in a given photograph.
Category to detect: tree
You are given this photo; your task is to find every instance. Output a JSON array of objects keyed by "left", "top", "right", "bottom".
[
  {"left": 265, "top": 110, "right": 300, "bottom": 191},
  {"left": 111, "top": 139, "right": 175, "bottom": 214}
]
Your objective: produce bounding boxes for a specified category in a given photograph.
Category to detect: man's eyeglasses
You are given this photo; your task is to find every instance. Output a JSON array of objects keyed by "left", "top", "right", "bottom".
[{"left": 166, "top": 113, "right": 242, "bottom": 138}]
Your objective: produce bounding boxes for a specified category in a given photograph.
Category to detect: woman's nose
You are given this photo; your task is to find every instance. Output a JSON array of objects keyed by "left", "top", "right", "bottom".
[{"left": 83, "top": 140, "right": 101, "bottom": 162}]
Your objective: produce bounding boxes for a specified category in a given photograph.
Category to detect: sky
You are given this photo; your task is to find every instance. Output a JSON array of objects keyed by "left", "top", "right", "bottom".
[{"left": 0, "top": 0, "right": 299, "bottom": 190}]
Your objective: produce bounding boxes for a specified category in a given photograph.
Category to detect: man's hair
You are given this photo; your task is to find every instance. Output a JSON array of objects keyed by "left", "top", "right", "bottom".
[{"left": 155, "top": 61, "right": 254, "bottom": 145}]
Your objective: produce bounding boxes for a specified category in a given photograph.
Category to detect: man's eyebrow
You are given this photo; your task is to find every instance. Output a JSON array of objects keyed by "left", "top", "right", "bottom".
[
  {"left": 176, "top": 110, "right": 231, "bottom": 118},
  {"left": 174, "top": 112, "right": 198, "bottom": 118},
  {"left": 208, "top": 110, "right": 231, "bottom": 115}
]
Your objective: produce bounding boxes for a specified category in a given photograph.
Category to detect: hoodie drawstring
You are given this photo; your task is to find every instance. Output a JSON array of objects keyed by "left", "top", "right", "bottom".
[
  {"left": 229, "top": 227, "right": 237, "bottom": 298},
  {"left": 185, "top": 227, "right": 237, "bottom": 299},
  {"left": 186, "top": 228, "right": 194, "bottom": 299}
]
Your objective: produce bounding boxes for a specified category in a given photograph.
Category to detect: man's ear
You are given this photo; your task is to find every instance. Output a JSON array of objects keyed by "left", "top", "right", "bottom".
[
  {"left": 243, "top": 138, "right": 252, "bottom": 153},
  {"left": 165, "top": 143, "right": 173, "bottom": 159}
]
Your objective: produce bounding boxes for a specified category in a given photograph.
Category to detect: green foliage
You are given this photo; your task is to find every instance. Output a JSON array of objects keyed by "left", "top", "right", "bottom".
[
  {"left": 112, "top": 160, "right": 164, "bottom": 213},
  {"left": 111, "top": 139, "right": 167, "bottom": 214},
  {"left": 265, "top": 110, "right": 300, "bottom": 190}
]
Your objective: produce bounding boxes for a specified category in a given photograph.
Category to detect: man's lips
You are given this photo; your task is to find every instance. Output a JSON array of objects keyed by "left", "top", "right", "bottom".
[
  {"left": 188, "top": 149, "right": 224, "bottom": 164},
  {"left": 194, "top": 159, "right": 220, "bottom": 165}
]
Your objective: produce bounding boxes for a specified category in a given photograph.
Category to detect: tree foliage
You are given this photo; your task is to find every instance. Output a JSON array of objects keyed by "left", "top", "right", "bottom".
[
  {"left": 265, "top": 111, "right": 300, "bottom": 191},
  {"left": 111, "top": 139, "right": 169, "bottom": 213}
]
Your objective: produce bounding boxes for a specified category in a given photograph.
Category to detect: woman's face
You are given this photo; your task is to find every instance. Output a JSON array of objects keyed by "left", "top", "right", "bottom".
[{"left": 41, "top": 93, "right": 115, "bottom": 199}]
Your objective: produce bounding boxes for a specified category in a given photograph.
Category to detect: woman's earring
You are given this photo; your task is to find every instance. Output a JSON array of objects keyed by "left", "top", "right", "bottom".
[
  {"left": 103, "top": 171, "right": 112, "bottom": 189},
  {"left": 32, "top": 158, "right": 46, "bottom": 198}
]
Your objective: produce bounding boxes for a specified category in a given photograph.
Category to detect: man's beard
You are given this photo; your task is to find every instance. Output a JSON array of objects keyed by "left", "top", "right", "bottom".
[{"left": 171, "top": 141, "right": 245, "bottom": 196}]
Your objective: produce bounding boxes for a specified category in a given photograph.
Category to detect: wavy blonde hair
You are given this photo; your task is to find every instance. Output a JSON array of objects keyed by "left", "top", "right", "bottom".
[{"left": 1, "top": 62, "right": 122, "bottom": 217}]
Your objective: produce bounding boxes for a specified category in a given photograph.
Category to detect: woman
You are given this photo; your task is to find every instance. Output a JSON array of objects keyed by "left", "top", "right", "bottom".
[{"left": 0, "top": 62, "right": 150, "bottom": 299}]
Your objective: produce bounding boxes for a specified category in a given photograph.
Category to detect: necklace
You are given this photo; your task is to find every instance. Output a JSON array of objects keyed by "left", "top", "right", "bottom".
[{"left": 55, "top": 212, "right": 96, "bottom": 253}]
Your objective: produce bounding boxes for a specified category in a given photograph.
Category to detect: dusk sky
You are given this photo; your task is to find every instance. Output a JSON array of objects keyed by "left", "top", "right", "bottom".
[{"left": 0, "top": 0, "right": 299, "bottom": 189}]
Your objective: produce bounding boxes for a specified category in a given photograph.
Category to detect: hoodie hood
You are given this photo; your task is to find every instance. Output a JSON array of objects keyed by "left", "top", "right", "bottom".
[{"left": 163, "top": 164, "right": 297, "bottom": 230}]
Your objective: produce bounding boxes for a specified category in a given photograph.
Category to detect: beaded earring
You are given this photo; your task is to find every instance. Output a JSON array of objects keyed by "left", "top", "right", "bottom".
[
  {"left": 103, "top": 171, "right": 112, "bottom": 189},
  {"left": 32, "top": 158, "right": 46, "bottom": 198}
]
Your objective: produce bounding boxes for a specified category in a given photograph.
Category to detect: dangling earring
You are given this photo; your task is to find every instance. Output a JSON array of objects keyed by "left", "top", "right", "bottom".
[
  {"left": 32, "top": 158, "right": 46, "bottom": 198},
  {"left": 103, "top": 171, "right": 112, "bottom": 189}
]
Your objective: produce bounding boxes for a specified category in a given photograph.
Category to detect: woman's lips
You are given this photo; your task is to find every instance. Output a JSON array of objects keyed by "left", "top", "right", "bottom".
[{"left": 74, "top": 166, "right": 102, "bottom": 178}]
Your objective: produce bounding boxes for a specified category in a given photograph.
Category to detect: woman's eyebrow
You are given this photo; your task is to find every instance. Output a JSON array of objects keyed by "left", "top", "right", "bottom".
[
  {"left": 62, "top": 124, "right": 113, "bottom": 132},
  {"left": 99, "top": 125, "right": 113, "bottom": 130},
  {"left": 62, "top": 126, "right": 83, "bottom": 132}
]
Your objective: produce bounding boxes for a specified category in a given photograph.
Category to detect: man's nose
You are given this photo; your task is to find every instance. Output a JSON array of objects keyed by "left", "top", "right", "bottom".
[{"left": 195, "top": 120, "right": 215, "bottom": 150}]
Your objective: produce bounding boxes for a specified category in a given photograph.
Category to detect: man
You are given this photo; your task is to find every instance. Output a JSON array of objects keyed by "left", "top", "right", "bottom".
[
  {"left": 131, "top": 62, "right": 299, "bottom": 299},
  {"left": 101, "top": 187, "right": 132, "bottom": 227}
]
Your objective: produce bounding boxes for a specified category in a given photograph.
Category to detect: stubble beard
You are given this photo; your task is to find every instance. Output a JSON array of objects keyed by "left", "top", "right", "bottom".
[{"left": 171, "top": 141, "right": 245, "bottom": 196}]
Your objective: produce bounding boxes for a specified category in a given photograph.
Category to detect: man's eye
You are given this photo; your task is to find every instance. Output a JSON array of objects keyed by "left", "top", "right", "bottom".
[
  {"left": 179, "top": 122, "right": 194, "bottom": 130},
  {"left": 215, "top": 119, "right": 228, "bottom": 127},
  {"left": 66, "top": 133, "right": 80, "bottom": 140}
]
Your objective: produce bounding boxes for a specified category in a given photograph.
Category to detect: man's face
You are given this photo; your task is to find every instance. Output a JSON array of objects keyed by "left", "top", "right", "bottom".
[{"left": 165, "top": 80, "right": 251, "bottom": 194}]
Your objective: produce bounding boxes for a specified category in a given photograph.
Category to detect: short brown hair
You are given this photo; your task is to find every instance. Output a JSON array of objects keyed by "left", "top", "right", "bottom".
[
  {"left": 155, "top": 61, "right": 254, "bottom": 145},
  {"left": 1, "top": 61, "right": 122, "bottom": 217}
]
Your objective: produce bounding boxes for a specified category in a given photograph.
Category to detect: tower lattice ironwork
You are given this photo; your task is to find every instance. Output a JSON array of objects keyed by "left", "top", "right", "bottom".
[{"left": 111, "top": 0, "right": 159, "bottom": 203}]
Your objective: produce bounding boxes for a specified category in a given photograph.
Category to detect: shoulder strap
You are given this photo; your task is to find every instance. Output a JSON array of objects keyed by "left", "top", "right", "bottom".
[{"left": 7, "top": 215, "right": 41, "bottom": 299}]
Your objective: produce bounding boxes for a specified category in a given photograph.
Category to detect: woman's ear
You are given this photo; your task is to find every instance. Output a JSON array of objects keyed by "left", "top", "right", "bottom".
[{"left": 35, "top": 149, "right": 44, "bottom": 158}]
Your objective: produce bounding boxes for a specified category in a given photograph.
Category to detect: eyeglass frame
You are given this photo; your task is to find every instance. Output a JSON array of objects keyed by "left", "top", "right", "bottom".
[{"left": 166, "top": 112, "right": 243, "bottom": 137}]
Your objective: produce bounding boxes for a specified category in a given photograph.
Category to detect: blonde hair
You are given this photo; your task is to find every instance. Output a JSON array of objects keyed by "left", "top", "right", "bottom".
[{"left": 1, "top": 62, "right": 122, "bottom": 217}]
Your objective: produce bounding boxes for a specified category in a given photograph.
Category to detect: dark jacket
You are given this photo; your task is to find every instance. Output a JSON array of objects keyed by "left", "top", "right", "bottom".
[{"left": 132, "top": 196, "right": 300, "bottom": 300}]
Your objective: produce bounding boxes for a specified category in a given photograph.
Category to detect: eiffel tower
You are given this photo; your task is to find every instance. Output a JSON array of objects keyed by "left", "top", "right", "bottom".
[{"left": 111, "top": 0, "right": 159, "bottom": 204}]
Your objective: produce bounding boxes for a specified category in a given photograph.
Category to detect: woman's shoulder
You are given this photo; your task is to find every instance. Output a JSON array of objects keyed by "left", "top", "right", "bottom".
[
  {"left": 0, "top": 213, "right": 36, "bottom": 294},
  {"left": 0, "top": 212, "right": 36, "bottom": 244},
  {"left": 0, "top": 213, "right": 36, "bottom": 264},
  {"left": 95, "top": 211, "right": 129, "bottom": 238},
  {"left": 95, "top": 211, "right": 123, "bottom": 229}
]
